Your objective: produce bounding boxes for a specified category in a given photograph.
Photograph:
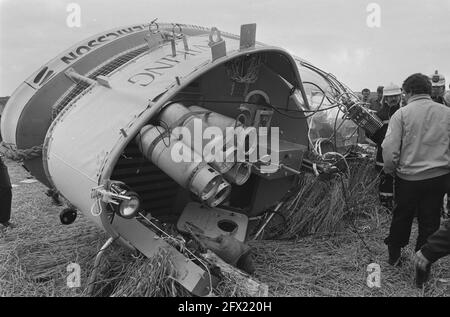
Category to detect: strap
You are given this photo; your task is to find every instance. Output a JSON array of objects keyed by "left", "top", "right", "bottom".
[
  {"left": 146, "top": 127, "right": 171, "bottom": 157},
  {"left": 168, "top": 110, "right": 212, "bottom": 130}
]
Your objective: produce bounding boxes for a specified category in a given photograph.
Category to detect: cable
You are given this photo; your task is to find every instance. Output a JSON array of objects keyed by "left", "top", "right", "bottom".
[
  {"left": 156, "top": 121, "right": 172, "bottom": 148},
  {"left": 162, "top": 98, "right": 342, "bottom": 119},
  {"left": 323, "top": 152, "right": 350, "bottom": 178},
  {"left": 302, "top": 81, "right": 336, "bottom": 105}
]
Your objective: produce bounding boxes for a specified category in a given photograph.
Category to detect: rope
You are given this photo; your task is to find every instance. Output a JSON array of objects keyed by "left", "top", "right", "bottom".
[
  {"left": 227, "top": 55, "right": 262, "bottom": 84},
  {"left": 0, "top": 141, "right": 43, "bottom": 161}
]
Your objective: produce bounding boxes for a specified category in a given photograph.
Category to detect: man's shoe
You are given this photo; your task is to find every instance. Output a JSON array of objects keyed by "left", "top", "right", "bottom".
[
  {"left": 388, "top": 245, "right": 402, "bottom": 267},
  {"left": 415, "top": 263, "right": 431, "bottom": 288}
]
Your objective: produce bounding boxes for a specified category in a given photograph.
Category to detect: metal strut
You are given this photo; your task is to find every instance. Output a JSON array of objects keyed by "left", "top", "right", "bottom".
[{"left": 87, "top": 237, "right": 115, "bottom": 296}]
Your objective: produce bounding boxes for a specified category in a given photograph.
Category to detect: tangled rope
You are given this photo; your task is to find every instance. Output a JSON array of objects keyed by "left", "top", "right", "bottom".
[
  {"left": 0, "top": 141, "right": 43, "bottom": 161},
  {"left": 226, "top": 55, "right": 262, "bottom": 84}
]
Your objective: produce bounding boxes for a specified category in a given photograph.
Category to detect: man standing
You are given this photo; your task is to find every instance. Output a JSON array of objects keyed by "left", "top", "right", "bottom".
[
  {"left": 445, "top": 91, "right": 450, "bottom": 219},
  {"left": 369, "top": 86, "right": 384, "bottom": 112},
  {"left": 367, "top": 83, "right": 402, "bottom": 211},
  {"left": 382, "top": 73, "right": 450, "bottom": 266},
  {"left": 444, "top": 91, "right": 450, "bottom": 107},
  {"left": 0, "top": 155, "right": 13, "bottom": 228},
  {"left": 430, "top": 70, "right": 445, "bottom": 104},
  {"left": 361, "top": 88, "right": 371, "bottom": 103}
]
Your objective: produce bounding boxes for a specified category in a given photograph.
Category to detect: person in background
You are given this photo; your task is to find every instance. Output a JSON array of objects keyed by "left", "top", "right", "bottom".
[
  {"left": 0, "top": 155, "right": 14, "bottom": 228},
  {"left": 444, "top": 90, "right": 450, "bottom": 107},
  {"left": 361, "top": 88, "right": 371, "bottom": 103},
  {"left": 443, "top": 91, "right": 450, "bottom": 220},
  {"left": 369, "top": 86, "right": 384, "bottom": 112},
  {"left": 366, "top": 83, "right": 402, "bottom": 211},
  {"left": 382, "top": 73, "right": 450, "bottom": 267},
  {"left": 430, "top": 70, "right": 445, "bottom": 104}
]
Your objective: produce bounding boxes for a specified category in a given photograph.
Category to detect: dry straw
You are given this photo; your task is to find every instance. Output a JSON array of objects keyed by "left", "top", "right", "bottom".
[
  {"left": 260, "top": 159, "right": 381, "bottom": 240},
  {"left": 2, "top": 157, "right": 448, "bottom": 297}
]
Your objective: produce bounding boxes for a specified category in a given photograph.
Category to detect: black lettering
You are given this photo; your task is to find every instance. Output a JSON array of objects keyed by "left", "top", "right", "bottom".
[
  {"left": 87, "top": 40, "right": 100, "bottom": 48},
  {"left": 98, "top": 35, "right": 107, "bottom": 43},
  {"left": 105, "top": 32, "right": 119, "bottom": 39},
  {"left": 133, "top": 26, "right": 144, "bottom": 31},
  {"left": 76, "top": 45, "right": 91, "bottom": 55},
  {"left": 40, "top": 70, "right": 54, "bottom": 85},
  {"left": 121, "top": 27, "right": 134, "bottom": 34},
  {"left": 61, "top": 52, "right": 78, "bottom": 64},
  {"left": 33, "top": 67, "right": 48, "bottom": 84}
]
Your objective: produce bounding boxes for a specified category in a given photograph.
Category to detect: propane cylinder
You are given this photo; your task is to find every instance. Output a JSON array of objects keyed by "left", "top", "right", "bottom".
[
  {"left": 189, "top": 105, "right": 237, "bottom": 131},
  {"left": 189, "top": 105, "right": 258, "bottom": 157},
  {"left": 159, "top": 103, "right": 235, "bottom": 174},
  {"left": 138, "top": 124, "right": 231, "bottom": 206}
]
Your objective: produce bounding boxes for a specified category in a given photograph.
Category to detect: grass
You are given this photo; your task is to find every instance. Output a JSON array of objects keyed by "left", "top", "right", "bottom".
[{"left": 0, "top": 158, "right": 449, "bottom": 297}]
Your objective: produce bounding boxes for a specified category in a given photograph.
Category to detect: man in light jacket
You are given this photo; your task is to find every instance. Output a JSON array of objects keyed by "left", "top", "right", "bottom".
[{"left": 381, "top": 73, "right": 450, "bottom": 267}]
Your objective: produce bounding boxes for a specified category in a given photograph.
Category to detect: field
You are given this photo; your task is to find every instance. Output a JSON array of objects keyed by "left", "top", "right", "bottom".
[{"left": 0, "top": 158, "right": 449, "bottom": 297}]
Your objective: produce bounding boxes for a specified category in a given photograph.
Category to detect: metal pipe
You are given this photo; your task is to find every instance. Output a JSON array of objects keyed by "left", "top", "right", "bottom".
[
  {"left": 138, "top": 124, "right": 231, "bottom": 205},
  {"left": 206, "top": 181, "right": 232, "bottom": 207},
  {"left": 253, "top": 201, "right": 283, "bottom": 240},
  {"left": 64, "top": 68, "right": 97, "bottom": 86},
  {"left": 224, "top": 162, "right": 252, "bottom": 185},
  {"left": 189, "top": 105, "right": 258, "bottom": 157},
  {"left": 159, "top": 103, "right": 235, "bottom": 173}
]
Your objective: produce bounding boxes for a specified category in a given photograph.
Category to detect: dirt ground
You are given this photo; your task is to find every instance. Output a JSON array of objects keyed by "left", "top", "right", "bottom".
[{"left": 0, "top": 158, "right": 449, "bottom": 297}]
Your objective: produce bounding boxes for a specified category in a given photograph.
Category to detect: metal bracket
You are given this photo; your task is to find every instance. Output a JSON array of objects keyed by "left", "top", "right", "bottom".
[
  {"left": 209, "top": 27, "right": 226, "bottom": 61},
  {"left": 150, "top": 23, "right": 189, "bottom": 57},
  {"left": 145, "top": 33, "right": 164, "bottom": 51},
  {"left": 239, "top": 24, "right": 256, "bottom": 50},
  {"left": 145, "top": 19, "right": 166, "bottom": 51},
  {"left": 90, "top": 184, "right": 131, "bottom": 204},
  {"left": 64, "top": 68, "right": 96, "bottom": 86},
  {"left": 96, "top": 75, "right": 111, "bottom": 88}
]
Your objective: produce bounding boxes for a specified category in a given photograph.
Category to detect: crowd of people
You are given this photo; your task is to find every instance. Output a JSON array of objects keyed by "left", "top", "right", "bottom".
[{"left": 360, "top": 71, "right": 450, "bottom": 288}]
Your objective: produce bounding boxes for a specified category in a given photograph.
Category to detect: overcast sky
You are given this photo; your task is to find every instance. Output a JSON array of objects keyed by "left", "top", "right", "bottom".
[{"left": 0, "top": 0, "right": 449, "bottom": 96}]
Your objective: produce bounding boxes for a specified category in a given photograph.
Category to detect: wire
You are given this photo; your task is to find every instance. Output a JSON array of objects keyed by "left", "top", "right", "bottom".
[
  {"left": 332, "top": 106, "right": 342, "bottom": 149},
  {"left": 302, "top": 81, "right": 336, "bottom": 105},
  {"left": 163, "top": 98, "right": 342, "bottom": 120},
  {"left": 323, "top": 152, "right": 350, "bottom": 178},
  {"left": 156, "top": 121, "right": 172, "bottom": 148}
]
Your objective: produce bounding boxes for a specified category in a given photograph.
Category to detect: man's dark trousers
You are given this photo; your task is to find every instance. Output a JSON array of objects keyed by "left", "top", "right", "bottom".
[
  {"left": 385, "top": 174, "right": 448, "bottom": 252},
  {"left": 0, "top": 157, "right": 12, "bottom": 223}
]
